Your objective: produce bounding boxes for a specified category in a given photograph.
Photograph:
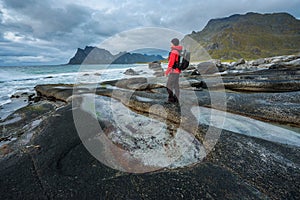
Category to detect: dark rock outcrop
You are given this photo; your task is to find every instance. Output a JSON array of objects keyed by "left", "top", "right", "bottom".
[
  {"left": 35, "top": 84, "right": 75, "bottom": 102},
  {"left": 33, "top": 76, "right": 300, "bottom": 127},
  {"left": 148, "top": 61, "right": 162, "bottom": 70},
  {"left": 2, "top": 53, "right": 300, "bottom": 199},
  {"left": 2, "top": 104, "right": 288, "bottom": 199},
  {"left": 197, "top": 61, "right": 218, "bottom": 74},
  {"left": 123, "top": 68, "right": 139, "bottom": 75},
  {"left": 10, "top": 92, "right": 35, "bottom": 99},
  {"left": 68, "top": 46, "right": 114, "bottom": 64},
  {"left": 148, "top": 61, "right": 165, "bottom": 77},
  {"left": 1, "top": 84, "right": 299, "bottom": 199}
]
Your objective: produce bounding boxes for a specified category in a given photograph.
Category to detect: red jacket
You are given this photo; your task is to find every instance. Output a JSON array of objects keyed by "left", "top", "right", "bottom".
[{"left": 165, "top": 45, "right": 183, "bottom": 76}]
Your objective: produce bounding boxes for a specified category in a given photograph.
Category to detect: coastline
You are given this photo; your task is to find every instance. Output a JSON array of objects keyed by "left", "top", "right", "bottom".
[{"left": 0, "top": 56, "right": 300, "bottom": 199}]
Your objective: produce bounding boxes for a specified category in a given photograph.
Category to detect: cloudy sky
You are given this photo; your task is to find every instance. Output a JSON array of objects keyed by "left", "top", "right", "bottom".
[{"left": 0, "top": 0, "right": 300, "bottom": 66}]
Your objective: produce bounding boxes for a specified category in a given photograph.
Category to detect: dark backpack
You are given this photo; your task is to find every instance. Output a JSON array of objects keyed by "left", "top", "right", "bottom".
[{"left": 172, "top": 49, "right": 191, "bottom": 70}]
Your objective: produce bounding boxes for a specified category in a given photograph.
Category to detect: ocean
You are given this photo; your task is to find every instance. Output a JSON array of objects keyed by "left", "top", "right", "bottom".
[{"left": 0, "top": 63, "right": 154, "bottom": 119}]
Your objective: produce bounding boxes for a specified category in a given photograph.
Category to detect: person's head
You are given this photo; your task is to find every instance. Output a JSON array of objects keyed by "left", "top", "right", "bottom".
[{"left": 171, "top": 38, "right": 179, "bottom": 46}]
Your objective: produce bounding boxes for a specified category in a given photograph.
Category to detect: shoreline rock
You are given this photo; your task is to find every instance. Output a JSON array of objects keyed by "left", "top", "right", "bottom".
[
  {"left": 148, "top": 61, "right": 165, "bottom": 77},
  {"left": 0, "top": 98, "right": 299, "bottom": 199},
  {"left": 123, "top": 68, "right": 140, "bottom": 75},
  {"left": 1, "top": 54, "right": 300, "bottom": 199},
  {"left": 33, "top": 73, "right": 300, "bottom": 128}
]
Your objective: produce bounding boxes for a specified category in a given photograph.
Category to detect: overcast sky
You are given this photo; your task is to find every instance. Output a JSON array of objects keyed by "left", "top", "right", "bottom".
[{"left": 0, "top": 0, "right": 300, "bottom": 66}]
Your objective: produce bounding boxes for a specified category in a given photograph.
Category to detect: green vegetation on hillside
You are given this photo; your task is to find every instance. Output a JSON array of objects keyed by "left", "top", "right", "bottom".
[{"left": 183, "top": 12, "right": 300, "bottom": 60}]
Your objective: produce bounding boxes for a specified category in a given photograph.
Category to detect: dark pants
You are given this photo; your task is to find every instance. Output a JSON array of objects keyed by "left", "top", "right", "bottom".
[{"left": 166, "top": 73, "right": 180, "bottom": 102}]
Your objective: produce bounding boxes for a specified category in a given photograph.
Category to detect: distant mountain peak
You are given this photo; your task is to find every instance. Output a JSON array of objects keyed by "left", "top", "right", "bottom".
[
  {"left": 183, "top": 12, "right": 300, "bottom": 60},
  {"left": 68, "top": 46, "right": 164, "bottom": 64}
]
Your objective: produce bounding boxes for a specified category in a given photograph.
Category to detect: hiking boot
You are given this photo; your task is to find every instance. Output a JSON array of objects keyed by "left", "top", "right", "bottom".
[
  {"left": 173, "top": 96, "right": 179, "bottom": 104},
  {"left": 167, "top": 97, "right": 175, "bottom": 103}
]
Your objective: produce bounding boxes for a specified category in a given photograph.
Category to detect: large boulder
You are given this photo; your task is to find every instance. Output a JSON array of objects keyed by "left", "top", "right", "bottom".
[
  {"left": 149, "top": 61, "right": 164, "bottom": 77},
  {"left": 35, "top": 84, "right": 75, "bottom": 102},
  {"left": 149, "top": 61, "right": 162, "bottom": 69},
  {"left": 123, "top": 68, "right": 139, "bottom": 75},
  {"left": 250, "top": 58, "right": 266, "bottom": 66},
  {"left": 231, "top": 58, "right": 246, "bottom": 67},
  {"left": 197, "top": 61, "right": 218, "bottom": 74}
]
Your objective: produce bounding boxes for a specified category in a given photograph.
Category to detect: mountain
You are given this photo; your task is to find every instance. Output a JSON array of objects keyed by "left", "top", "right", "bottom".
[
  {"left": 68, "top": 46, "right": 164, "bottom": 64},
  {"left": 182, "top": 12, "right": 300, "bottom": 60}
]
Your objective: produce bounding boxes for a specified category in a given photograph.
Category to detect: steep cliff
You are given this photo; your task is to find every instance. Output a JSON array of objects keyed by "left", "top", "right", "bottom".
[
  {"left": 183, "top": 12, "right": 300, "bottom": 60},
  {"left": 68, "top": 46, "right": 164, "bottom": 64}
]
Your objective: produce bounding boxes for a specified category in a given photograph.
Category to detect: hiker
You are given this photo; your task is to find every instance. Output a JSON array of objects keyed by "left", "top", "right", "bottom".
[{"left": 165, "top": 38, "right": 183, "bottom": 103}]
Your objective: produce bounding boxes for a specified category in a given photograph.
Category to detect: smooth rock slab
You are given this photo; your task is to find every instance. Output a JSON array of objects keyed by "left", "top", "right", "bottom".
[
  {"left": 79, "top": 95, "right": 206, "bottom": 171},
  {"left": 0, "top": 104, "right": 278, "bottom": 199}
]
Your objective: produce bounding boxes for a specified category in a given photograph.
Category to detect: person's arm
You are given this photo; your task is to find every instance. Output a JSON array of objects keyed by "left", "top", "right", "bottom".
[{"left": 165, "top": 51, "right": 176, "bottom": 76}]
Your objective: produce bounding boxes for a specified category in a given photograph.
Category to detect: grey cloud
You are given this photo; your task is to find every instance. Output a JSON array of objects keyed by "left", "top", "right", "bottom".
[
  {"left": 0, "top": 41, "right": 72, "bottom": 65},
  {"left": 2, "top": 0, "right": 35, "bottom": 9},
  {"left": 3, "top": 0, "right": 92, "bottom": 38},
  {"left": 1, "top": 0, "right": 300, "bottom": 65},
  {"left": 99, "top": 27, "right": 184, "bottom": 55},
  {"left": 0, "top": 9, "right": 2, "bottom": 20},
  {"left": 164, "top": 0, "right": 300, "bottom": 32},
  {"left": 1, "top": 0, "right": 97, "bottom": 64}
]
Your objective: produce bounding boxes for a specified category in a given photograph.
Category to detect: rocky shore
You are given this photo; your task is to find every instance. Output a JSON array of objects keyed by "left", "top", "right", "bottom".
[{"left": 1, "top": 54, "right": 300, "bottom": 199}]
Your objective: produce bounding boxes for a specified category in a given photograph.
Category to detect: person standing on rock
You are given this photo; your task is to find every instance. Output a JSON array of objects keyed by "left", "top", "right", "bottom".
[{"left": 165, "top": 38, "right": 183, "bottom": 103}]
